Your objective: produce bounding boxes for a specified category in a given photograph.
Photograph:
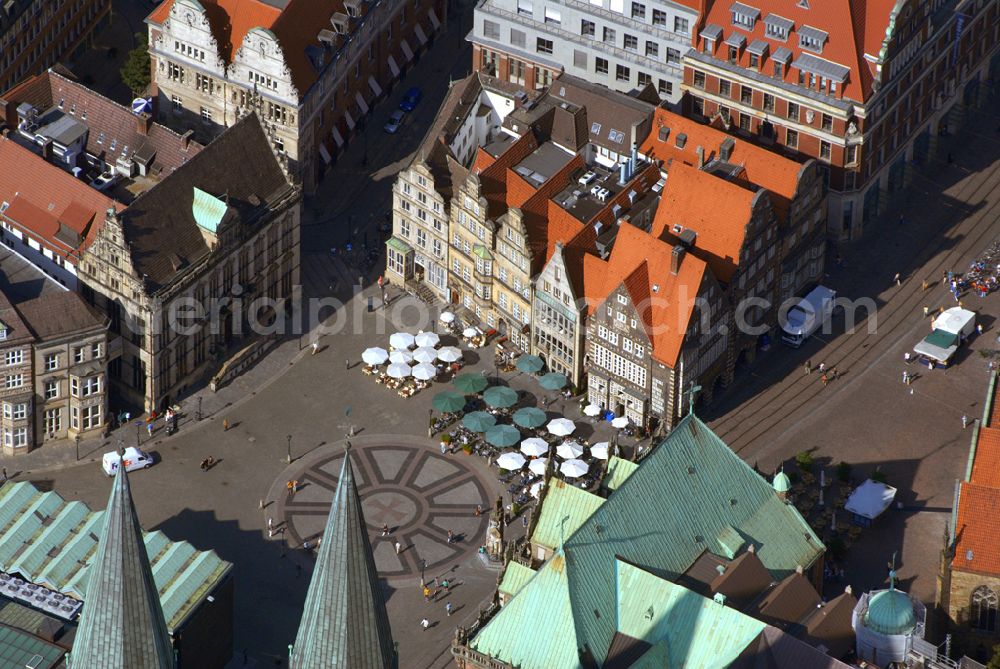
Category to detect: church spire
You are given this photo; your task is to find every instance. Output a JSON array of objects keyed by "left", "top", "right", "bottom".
[
  {"left": 290, "top": 446, "right": 396, "bottom": 668},
  {"left": 70, "top": 464, "right": 174, "bottom": 668}
]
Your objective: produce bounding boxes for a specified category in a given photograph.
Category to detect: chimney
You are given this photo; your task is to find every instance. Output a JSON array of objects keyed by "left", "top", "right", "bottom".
[
  {"left": 720, "top": 137, "right": 735, "bottom": 162},
  {"left": 670, "top": 245, "right": 685, "bottom": 275},
  {"left": 795, "top": 564, "right": 804, "bottom": 575},
  {"left": 181, "top": 129, "right": 194, "bottom": 149},
  {"left": 136, "top": 111, "right": 153, "bottom": 136},
  {"left": 619, "top": 161, "right": 627, "bottom": 186},
  {"left": 41, "top": 139, "right": 53, "bottom": 160},
  {"left": 696, "top": 145, "right": 705, "bottom": 168},
  {"left": 0, "top": 99, "right": 10, "bottom": 127}
]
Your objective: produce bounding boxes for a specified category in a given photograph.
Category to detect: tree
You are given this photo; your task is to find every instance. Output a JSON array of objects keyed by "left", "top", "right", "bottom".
[
  {"left": 986, "top": 644, "right": 1000, "bottom": 669},
  {"left": 120, "top": 42, "right": 151, "bottom": 97}
]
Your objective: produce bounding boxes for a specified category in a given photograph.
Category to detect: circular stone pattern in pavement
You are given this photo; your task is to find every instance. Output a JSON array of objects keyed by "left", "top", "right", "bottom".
[{"left": 275, "top": 436, "right": 491, "bottom": 582}]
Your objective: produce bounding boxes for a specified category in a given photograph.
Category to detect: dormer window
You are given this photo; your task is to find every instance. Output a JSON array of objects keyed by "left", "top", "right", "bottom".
[
  {"left": 763, "top": 14, "right": 793, "bottom": 41},
  {"left": 700, "top": 24, "right": 722, "bottom": 55},
  {"left": 798, "top": 25, "right": 828, "bottom": 54},
  {"left": 730, "top": 2, "right": 760, "bottom": 30}
]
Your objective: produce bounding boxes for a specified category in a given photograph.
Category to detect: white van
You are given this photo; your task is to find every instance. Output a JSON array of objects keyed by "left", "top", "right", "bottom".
[
  {"left": 780, "top": 286, "right": 837, "bottom": 347},
  {"left": 102, "top": 447, "right": 154, "bottom": 476}
]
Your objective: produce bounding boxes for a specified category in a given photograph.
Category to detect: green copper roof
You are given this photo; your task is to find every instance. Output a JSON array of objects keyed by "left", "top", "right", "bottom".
[
  {"left": 615, "top": 560, "right": 766, "bottom": 667},
  {"left": 864, "top": 585, "right": 916, "bottom": 636},
  {"left": 472, "top": 244, "right": 493, "bottom": 261},
  {"left": 532, "top": 479, "right": 605, "bottom": 552},
  {"left": 498, "top": 561, "right": 535, "bottom": 600},
  {"left": 0, "top": 482, "right": 230, "bottom": 633},
  {"left": 191, "top": 187, "right": 227, "bottom": 233},
  {"left": 470, "top": 414, "right": 823, "bottom": 667},
  {"left": 291, "top": 449, "right": 396, "bottom": 669},
  {"left": 773, "top": 470, "right": 791, "bottom": 493},
  {"left": 385, "top": 237, "right": 413, "bottom": 254},
  {"left": 604, "top": 456, "right": 638, "bottom": 492},
  {"left": 70, "top": 466, "right": 174, "bottom": 668}
]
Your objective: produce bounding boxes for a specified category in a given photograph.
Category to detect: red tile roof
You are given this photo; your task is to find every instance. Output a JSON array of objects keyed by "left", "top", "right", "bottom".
[
  {"left": 970, "top": 426, "right": 1000, "bottom": 487},
  {"left": 0, "top": 139, "right": 123, "bottom": 260},
  {"left": 697, "top": 0, "right": 897, "bottom": 102},
  {"left": 640, "top": 108, "right": 804, "bottom": 207},
  {"left": 651, "top": 161, "right": 755, "bottom": 284},
  {"left": 583, "top": 224, "right": 708, "bottom": 368},
  {"left": 954, "top": 482, "right": 1000, "bottom": 576}
]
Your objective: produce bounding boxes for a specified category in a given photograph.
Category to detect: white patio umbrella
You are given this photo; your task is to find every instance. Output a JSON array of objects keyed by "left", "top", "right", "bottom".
[
  {"left": 440, "top": 311, "right": 456, "bottom": 324},
  {"left": 362, "top": 347, "right": 389, "bottom": 365},
  {"left": 530, "top": 481, "right": 545, "bottom": 498},
  {"left": 389, "top": 332, "right": 415, "bottom": 349},
  {"left": 389, "top": 350, "right": 413, "bottom": 365},
  {"left": 520, "top": 437, "right": 548, "bottom": 457},
  {"left": 547, "top": 418, "right": 576, "bottom": 437},
  {"left": 560, "top": 459, "right": 589, "bottom": 478},
  {"left": 462, "top": 327, "right": 479, "bottom": 339},
  {"left": 528, "top": 458, "right": 548, "bottom": 476},
  {"left": 611, "top": 416, "right": 630, "bottom": 429},
  {"left": 556, "top": 441, "right": 584, "bottom": 459},
  {"left": 583, "top": 404, "right": 602, "bottom": 417},
  {"left": 437, "top": 346, "right": 463, "bottom": 363},
  {"left": 386, "top": 363, "right": 412, "bottom": 379},
  {"left": 590, "top": 442, "right": 610, "bottom": 460},
  {"left": 413, "top": 347, "right": 438, "bottom": 364},
  {"left": 496, "top": 451, "right": 526, "bottom": 471},
  {"left": 415, "top": 331, "right": 440, "bottom": 348},
  {"left": 412, "top": 363, "right": 437, "bottom": 381}
]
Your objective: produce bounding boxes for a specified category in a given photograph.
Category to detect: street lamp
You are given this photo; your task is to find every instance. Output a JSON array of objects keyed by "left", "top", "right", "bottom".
[
  {"left": 74, "top": 435, "right": 80, "bottom": 462},
  {"left": 286, "top": 434, "right": 292, "bottom": 464},
  {"left": 197, "top": 396, "right": 203, "bottom": 421},
  {"left": 428, "top": 408, "right": 434, "bottom": 438},
  {"left": 135, "top": 421, "right": 141, "bottom": 447},
  {"left": 420, "top": 558, "right": 426, "bottom": 586}
]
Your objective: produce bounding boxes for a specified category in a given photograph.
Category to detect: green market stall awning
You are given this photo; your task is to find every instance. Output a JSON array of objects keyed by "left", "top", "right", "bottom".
[
  {"left": 539, "top": 372, "right": 569, "bottom": 391},
  {"left": 485, "top": 424, "right": 521, "bottom": 448},
  {"left": 432, "top": 391, "right": 466, "bottom": 413},
  {"left": 453, "top": 373, "right": 489, "bottom": 394},
  {"left": 513, "top": 407, "right": 547, "bottom": 429},
  {"left": 462, "top": 411, "right": 497, "bottom": 433},
  {"left": 516, "top": 355, "right": 545, "bottom": 374},
  {"left": 484, "top": 386, "right": 518, "bottom": 409}
]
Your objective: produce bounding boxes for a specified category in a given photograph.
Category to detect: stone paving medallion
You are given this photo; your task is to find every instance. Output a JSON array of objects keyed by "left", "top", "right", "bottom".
[{"left": 277, "top": 437, "right": 491, "bottom": 582}]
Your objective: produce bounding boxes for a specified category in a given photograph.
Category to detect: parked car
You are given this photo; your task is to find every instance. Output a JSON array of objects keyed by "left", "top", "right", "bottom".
[
  {"left": 102, "top": 447, "right": 154, "bottom": 476},
  {"left": 384, "top": 109, "right": 406, "bottom": 134},
  {"left": 399, "top": 87, "right": 423, "bottom": 112}
]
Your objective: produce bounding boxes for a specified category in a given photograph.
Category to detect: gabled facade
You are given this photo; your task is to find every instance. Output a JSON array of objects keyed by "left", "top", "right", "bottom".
[
  {"left": 77, "top": 114, "right": 301, "bottom": 412},
  {"left": 683, "top": 0, "right": 1000, "bottom": 239},
  {"left": 147, "top": 0, "right": 447, "bottom": 192}
]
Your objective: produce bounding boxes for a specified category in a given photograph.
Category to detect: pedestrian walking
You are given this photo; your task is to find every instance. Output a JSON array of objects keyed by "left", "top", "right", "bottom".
[
  {"left": 522, "top": 515, "right": 528, "bottom": 528},
  {"left": 927, "top": 359, "right": 934, "bottom": 371},
  {"left": 267, "top": 517, "right": 273, "bottom": 531},
  {"left": 804, "top": 360, "right": 812, "bottom": 374},
  {"left": 146, "top": 421, "right": 153, "bottom": 437},
  {"left": 831, "top": 367, "right": 839, "bottom": 380},
  {"left": 902, "top": 370, "right": 909, "bottom": 384},
  {"left": 818, "top": 362, "right": 826, "bottom": 373},
  {"left": 381, "top": 523, "right": 390, "bottom": 536},
  {"left": 345, "top": 358, "right": 350, "bottom": 370},
  {"left": 223, "top": 419, "right": 230, "bottom": 431},
  {"left": 922, "top": 306, "right": 929, "bottom": 317},
  {"left": 311, "top": 341, "right": 319, "bottom": 355},
  {"left": 395, "top": 541, "right": 402, "bottom": 554},
  {"left": 904, "top": 352, "right": 912, "bottom": 363},
  {"left": 893, "top": 272, "right": 901, "bottom": 286},
  {"left": 446, "top": 602, "right": 454, "bottom": 617},
  {"left": 921, "top": 279, "right": 928, "bottom": 291},
  {"left": 446, "top": 529, "right": 454, "bottom": 544},
  {"left": 440, "top": 442, "right": 447, "bottom": 455},
  {"left": 420, "top": 618, "right": 430, "bottom": 631},
  {"left": 441, "top": 578, "right": 451, "bottom": 591},
  {"left": 962, "top": 414, "right": 969, "bottom": 429},
  {"left": 423, "top": 585, "right": 431, "bottom": 602},
  {"left": 1, "top": 467, "right": 6, "bottom": 483},
  {"left": 821, "top": 373, "right": 829, "bottom": 387},
  {"left": 977, "top": 324, "right": 984, "bottom": 336}
]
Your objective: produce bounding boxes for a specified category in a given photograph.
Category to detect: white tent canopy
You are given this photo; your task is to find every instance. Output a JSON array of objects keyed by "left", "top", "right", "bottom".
[
  {"left": 413, "top": 347, "right": 438, "bottom": 364},
  {"left": 528, "top": 458, "right": 548, "bottom": 476},
  {"left": 440, "top": 311, "right": 456, "bottom": 324},
  {"left": 611, "top": 416, "right": 630, "bottom": 429},
  {"left": 389, "top": 350, "right": 413, "bottom": 365},
  {"left": 497, "top": 452, "right": 526, "bottom": 470},
  {"left": 362, "top": 347, "right": 389, "bottom": 365},
  {"left": 590, "top": 442, "right": 610, "bottom": 460},
  {"left": 845, "top": 479, "right": 898, "bottom": 520},
  {"left": 556, "top": 441, "right": 584, "bottom": 459},
  {"left": 520, "top": 438, "right": 548, "bottom": 457},
  {"left": 584, "top": 404, "right": 602, "bottom": 417},
  {"left": 560, "top": 459, "right": 589, "bottom": 478},
  {"left": 437, "top": 346, "right": 463, "bottom": 363},
  {"left": 415, "top": 332, "right": 441, "bottom": 348},
  {"left": 389, "top": 332, "right": 415, "bottom": 349},
  {"left": 547, "top": 418, "right": 576, "bottom": 437},
  {"left": 386, "top": 363, "right": 412, "bottom": 379},
  {"left": 412, "top": 363, "right": 437, "bottom": 381}
]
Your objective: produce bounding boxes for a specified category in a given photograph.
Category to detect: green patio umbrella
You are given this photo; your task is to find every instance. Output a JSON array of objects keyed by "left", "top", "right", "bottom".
[
  {"left": 485, "top": 424, "right": 521, "bottom": 448},
  {"left": 516, "top": 354, "right": 545, "bottom": 374},
  {"left": 432, "top": 391, "right": 466, "bottom": 414},
  {"left": 539, "top": 372, "right": 569, "bottom": 391},
  {"left": 512, "top": 407, "right": 546, "bottom": 429},
  {"left": 483, "top": 386, "right": 518, "bottom": 409},
  {"left": 453, "top": 373, "right": 489, "bottom": 394},
  {"left": 462, "top": 411, "right": 497, "bottom": 432}
]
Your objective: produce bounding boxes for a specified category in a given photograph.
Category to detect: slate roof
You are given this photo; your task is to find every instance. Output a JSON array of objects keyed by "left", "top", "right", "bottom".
[
  {"left": 120, "top": 112, "right": 294, "bottom": 291},
  {"left": 13, "top": 290, "right": 107, "bottom": 341},
  {"left": 729, "top": 625, "right": 854, "bottom": 669},
  {"left": 469, "top": 415, "right": 824, "bottom": 666},
  {"left": 290, "top": 449, "right": 395, "bottom": 668},
  {"left": 1, "top": 69, "right": 201, "bottom": 177},
  {"left": 70, "top": 466, "right": 174, "bottom": 668}
]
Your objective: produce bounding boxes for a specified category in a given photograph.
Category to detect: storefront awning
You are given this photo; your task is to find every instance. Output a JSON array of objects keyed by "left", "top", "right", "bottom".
[
  {"left": 368, "top": 75, "right": 383, "bottom": 98},
  {"left": 429, "top": 8, "right": 441, "bottom": 29},
  {"left": 355, "top": 91, "right": 370, "bottom": 115},
  {"left": 401, "top": 39, "right": 414, "bottom": 62},
  {"left": 388, "top": 55, "right": 400, "bottom": 77},
  {"left": 415, "top": 24, "right": 428, "bottom": 45},
  {"left": 332, "top": 126, "right": 344, "bottom": 147},
  {"left": 318, "top": 142, "right": 332, "bottom": 164}
]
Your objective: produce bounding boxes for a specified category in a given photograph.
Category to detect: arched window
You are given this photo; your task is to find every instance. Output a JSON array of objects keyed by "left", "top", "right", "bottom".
[{"left": 971, "top": 586, "right": 998, "bottom": 632}]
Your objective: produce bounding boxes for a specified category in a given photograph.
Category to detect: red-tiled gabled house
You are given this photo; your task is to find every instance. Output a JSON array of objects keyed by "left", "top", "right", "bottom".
[
  {"left": 682, "top": 0, "right": 999, "bottom": 240},
  {"left": 939, "top": 372, "right": 1000, "bottom": 655}
]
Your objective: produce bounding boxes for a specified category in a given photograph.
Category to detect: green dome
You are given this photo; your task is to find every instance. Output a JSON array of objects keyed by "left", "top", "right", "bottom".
[
  {"left": 864, "top": 587, "right": 916, "bottom": 635},
  {"left": 773, "top": 471, "right": 791, "bottom": 493}
]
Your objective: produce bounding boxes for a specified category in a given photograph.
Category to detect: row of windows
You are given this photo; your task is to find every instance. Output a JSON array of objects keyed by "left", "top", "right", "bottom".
[{"left": 592, "top": 342, "right": 647, "bottom": 388}]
